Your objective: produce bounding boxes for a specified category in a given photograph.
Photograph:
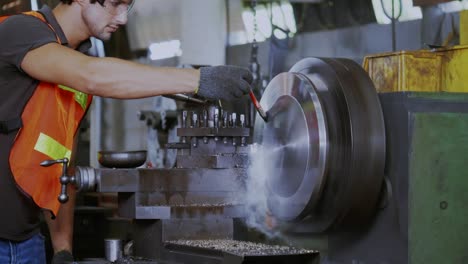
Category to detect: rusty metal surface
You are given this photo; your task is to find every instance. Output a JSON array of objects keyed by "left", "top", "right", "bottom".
[
  {"left": 131, "top": 204, "right": 245, "bottom": 219},
  {"left": 135, "top": 190, "right": 245, "bottom": 206},
  {"left": 96, "top": 168, "right": 247, "bottom": 193},
  {"left": 120, "top": 196, "right": 244, "bottom": 219},
  {"left": 175, "top": 154, "right": 249, "bottom": 169},
  {"left": 363, "top": 50, "right": 443, "bottom": 93},
  {"left": 363, "top": 45, "right": 468, "bottom": 93},
  {"left": 91, "top": 166, "right": 248, "bottom": 220},
  {"left": 117, "top": 191, "right": 245, "bottom": 219},
  {"left": 137, "top": 191, "right": 245, "bottom": 206}
]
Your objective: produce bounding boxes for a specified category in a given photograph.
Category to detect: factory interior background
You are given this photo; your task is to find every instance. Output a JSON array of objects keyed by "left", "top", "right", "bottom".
[{"left": 1, "top": 0, "right": 467, "bottom": 263}]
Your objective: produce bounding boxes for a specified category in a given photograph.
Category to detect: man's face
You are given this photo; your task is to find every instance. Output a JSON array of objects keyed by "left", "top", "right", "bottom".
[{"left": 82, "top": 0, "right": 133, "bottom": 40}]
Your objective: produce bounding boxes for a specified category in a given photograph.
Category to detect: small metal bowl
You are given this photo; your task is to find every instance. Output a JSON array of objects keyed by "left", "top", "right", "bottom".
[{"left": 98, "top": 150, "right": 147, "bottom": 168}]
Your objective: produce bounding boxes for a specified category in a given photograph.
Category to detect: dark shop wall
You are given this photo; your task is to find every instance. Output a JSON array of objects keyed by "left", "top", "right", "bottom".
[{"left": 228, "top": 9, "right": 459, "bottom": 82}]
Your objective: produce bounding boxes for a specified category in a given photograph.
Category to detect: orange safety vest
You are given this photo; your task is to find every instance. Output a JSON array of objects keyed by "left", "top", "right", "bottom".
[{"left": 1, "top": 11, "right": 93, "bottom": 216}]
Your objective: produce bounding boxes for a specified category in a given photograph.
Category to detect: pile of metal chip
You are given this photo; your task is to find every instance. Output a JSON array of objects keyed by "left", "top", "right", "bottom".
[{"left": 166, "top": 239, "right": 317, "bottom": 256}]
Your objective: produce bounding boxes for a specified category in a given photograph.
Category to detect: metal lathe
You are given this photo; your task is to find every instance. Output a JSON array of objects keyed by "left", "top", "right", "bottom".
[{"left": 57, "top": 46, "right": 468, "bottom": 264}]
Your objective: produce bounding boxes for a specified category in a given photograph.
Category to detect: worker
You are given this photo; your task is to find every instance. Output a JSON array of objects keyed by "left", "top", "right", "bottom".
[{"left": 0, "top": 0, "right": 253, "bottom": 263}]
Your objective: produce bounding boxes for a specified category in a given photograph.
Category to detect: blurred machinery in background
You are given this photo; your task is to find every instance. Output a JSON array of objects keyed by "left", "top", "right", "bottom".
[{"left": 0, "top": 0, "right": 31, "bottom": 15}]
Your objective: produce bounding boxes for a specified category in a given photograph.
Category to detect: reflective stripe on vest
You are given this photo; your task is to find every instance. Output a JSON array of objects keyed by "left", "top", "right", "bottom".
[
  {"left": 34, "top": 133, "right": 72, "bottom": 161},
  {"left": 58, "top": 85, "right": 88, "bottom": 110},
  {"left": 5, "top": 11, "right": 93, "bottom": 215}
]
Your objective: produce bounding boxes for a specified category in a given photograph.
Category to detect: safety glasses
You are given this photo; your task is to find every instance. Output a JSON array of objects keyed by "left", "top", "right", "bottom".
[{"left": 96, "top": 0, "right": 135, "bottom": 15}]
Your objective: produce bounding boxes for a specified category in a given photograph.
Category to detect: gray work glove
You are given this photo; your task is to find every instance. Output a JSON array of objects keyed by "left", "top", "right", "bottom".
[
  {"left": 52, "top": 250, "right": 74, "bottom": 264},
  {"left": 197, "top": 65, "right": 253, "bottom": 101}
]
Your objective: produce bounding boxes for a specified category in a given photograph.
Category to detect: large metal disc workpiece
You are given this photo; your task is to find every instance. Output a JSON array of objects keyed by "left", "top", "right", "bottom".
[{"left": 253, "top": 58, "right": 386, "bottom": 232}]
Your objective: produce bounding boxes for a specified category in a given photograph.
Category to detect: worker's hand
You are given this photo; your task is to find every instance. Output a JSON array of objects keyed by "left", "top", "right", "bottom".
[
  {"left": 52, "top": 250, "right": 74, "bottom": 264},
  {"left": 197, "top": 65, "right": 253, "bottom": 101}
]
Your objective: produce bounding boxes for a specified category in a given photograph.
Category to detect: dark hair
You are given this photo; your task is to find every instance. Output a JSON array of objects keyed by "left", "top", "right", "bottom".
[{"left": 60, "top": 0, "right": 99, "bottom": 4}]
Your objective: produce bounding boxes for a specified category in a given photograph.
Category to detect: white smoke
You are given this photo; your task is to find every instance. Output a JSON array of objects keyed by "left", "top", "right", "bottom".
[{"left": 244, "top": 143, "right": 282, "bottom": 238}]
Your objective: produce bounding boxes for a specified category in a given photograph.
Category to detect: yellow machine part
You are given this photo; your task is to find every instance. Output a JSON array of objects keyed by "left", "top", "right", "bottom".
[
  {"left": 460, "top": 10, "right": 468, "bottom": 45},
  {"left": 363, "top": 45, "right": 468, "bottom": 93}
]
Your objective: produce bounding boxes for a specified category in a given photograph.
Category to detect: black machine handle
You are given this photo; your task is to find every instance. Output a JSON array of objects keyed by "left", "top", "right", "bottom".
[{"left": 40, "top": 158, "right": 76, "bottom": 204}]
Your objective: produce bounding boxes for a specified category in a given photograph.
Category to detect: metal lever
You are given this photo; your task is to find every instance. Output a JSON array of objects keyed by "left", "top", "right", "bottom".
[
  {"left": 40, "top": 158, "right": 76, "bottom": 204},
  {"left": 249, "top": 90, "right": 269, "bottom": 122},
  {"left": 163, "top": 94, "right": 207, "bottom": 104}
]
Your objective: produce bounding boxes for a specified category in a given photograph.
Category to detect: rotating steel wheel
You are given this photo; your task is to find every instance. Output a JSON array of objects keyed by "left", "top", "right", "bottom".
[{"left": 253, "top": 57, "right": 385, "bottom": 232}]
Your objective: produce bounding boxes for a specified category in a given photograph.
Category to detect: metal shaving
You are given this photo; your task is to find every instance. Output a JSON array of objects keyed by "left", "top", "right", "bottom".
[
  {"left": 171, "top": 203, "right": 234, "bottom": 207},
  {"left": 113, "top": 256, "right": 155, "bottom": 264},
  {"left": 114, "top": 258, "right": 134, "bottom": 264},
  {"left": 166, "top": 239, "right": 317, "bottom": 256}
]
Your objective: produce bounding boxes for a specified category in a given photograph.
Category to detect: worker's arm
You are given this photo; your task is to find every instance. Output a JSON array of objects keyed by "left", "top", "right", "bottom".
[
  {"left": 43, "top": 135, "right": 80, "bottom": 263},
  {"left": 21, "top": 42, "right": 253, "bottom": 100},
  {"left": 21, "top": 42, "right": 199, "bottom": 99},
  {"left": 44, "top": 186, "right": 76, "bottom": 262}
]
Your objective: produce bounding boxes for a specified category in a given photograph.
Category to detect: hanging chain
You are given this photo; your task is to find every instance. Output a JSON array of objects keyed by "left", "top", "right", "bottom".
[
  {"left": 248, "top": 0, "right": 262, "bottom": 126},
  {"left": 251, "top": 0, "right": 258, "bottom": 44},
  {"left": 249, "top": 0, "right": 261, "bottom": 94}
]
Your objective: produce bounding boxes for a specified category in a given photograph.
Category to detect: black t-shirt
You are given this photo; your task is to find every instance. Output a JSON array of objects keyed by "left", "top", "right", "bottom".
[{"left": 0, "top": 5, "right": 90, "bottom": 241}]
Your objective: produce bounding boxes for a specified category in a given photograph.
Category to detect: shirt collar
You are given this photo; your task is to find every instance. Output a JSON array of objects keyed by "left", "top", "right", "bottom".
[{"left": 37, "top": 5, "right": 92, "bottom": 53}]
